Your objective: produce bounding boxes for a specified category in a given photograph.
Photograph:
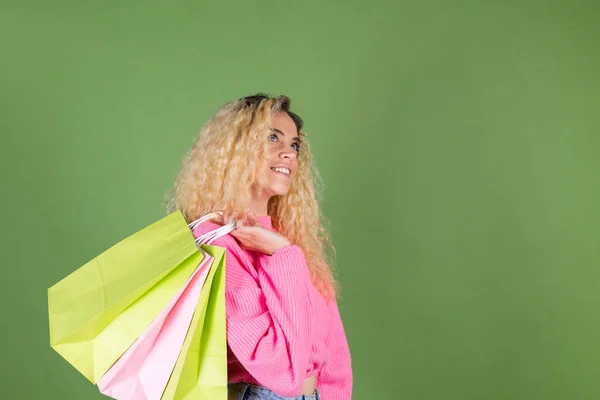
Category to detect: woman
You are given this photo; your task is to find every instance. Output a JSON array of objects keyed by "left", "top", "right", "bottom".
[{"left": 166, "top": 94, "right": 352, "bottom": 399}]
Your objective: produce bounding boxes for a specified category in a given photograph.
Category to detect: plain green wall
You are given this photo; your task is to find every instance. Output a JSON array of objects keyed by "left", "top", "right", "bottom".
[{"left": 2, "top": 0, "right": 600, "bottom": 399}]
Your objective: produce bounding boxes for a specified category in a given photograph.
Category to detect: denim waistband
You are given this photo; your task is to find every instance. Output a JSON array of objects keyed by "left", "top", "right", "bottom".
[{"left": 228, "top": 382, "right": 320, "bottom": 400}]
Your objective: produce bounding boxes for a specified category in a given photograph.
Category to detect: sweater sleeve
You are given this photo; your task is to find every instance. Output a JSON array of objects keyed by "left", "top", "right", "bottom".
[
  {"left": 210, "top": 230, "right": 313, "bottom": 397},
  {"left": 318, "top": 298, "right": 353, "bottom": 400}
]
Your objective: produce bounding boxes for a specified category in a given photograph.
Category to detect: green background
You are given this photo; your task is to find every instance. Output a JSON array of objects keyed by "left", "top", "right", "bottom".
[{"left": 2, "top": 0, "right": 600, "bottom": 399}]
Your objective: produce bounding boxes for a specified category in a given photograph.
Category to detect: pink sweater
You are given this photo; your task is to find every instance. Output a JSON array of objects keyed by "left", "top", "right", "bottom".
[{"left": 192, "top": 215, "right": 352, "bottom": 399}]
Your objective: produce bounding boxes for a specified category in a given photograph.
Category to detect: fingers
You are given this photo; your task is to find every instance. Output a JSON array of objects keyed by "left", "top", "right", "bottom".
[
  {"left": 246, "top": 211, "right": 260, "bottom": 227},
  {"left": 222, "top": 210, "right": 238, "bottom": 225},
  {"left": 221, "top": 211, "right": 229, "bottom": 225},
  {"left": 231, "top": 224, "right": 255, "bottom": 240},
  {"left": 222, "top": 209, "right": 262, "bottom": 228},
  {"left": 230, "top": 227, "right": 250, "bottom": 248}
]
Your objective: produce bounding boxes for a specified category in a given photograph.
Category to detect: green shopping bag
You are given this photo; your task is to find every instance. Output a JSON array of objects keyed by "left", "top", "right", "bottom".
[
  {"left": 48, "top": 210, "right": 209, "bottom": 383},
  {"left": 161, "top": 244, "right": 227, "bottom": 400}
]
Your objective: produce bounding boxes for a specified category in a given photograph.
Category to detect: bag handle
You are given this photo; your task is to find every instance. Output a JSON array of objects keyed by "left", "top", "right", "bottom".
[
  {"left": 187, "top": 212, "right": 237, "bottom": 247},
  {"left": 187, "top": 212, "right": 222, "bottom": 231}
]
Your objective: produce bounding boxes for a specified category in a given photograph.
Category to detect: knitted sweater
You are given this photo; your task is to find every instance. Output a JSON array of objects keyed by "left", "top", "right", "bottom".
[{"left": 191, "top": 215, "right": 352, "bottom": 399}]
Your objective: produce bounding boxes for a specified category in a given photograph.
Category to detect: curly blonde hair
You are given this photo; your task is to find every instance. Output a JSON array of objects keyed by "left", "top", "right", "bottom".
[{"left": 165, "top": 94, "right": 338, "bottom": 300}]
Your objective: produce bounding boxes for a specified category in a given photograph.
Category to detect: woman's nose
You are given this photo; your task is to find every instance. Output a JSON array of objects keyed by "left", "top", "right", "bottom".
[{"left": 280, "top": 150, "right": 296, "bottom": 160}]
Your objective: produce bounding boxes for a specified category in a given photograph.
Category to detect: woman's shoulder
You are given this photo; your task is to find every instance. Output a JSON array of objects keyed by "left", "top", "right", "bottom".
[
  {"left": 191, "top": 220, "right": 240, "bottom": 251},
  {"left": 191, "top": 219, "right": 221, "bottom": 238},
  {"left": 191, "top": 220, "right": 259, "bottom": 280}
]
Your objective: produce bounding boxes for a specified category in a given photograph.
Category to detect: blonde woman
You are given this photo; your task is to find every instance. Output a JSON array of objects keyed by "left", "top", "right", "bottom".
[{"left": 166, "top": 94, "right": 352, "bottom": 400}]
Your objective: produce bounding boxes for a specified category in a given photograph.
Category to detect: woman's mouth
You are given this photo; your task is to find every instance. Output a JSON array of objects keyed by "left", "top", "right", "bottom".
[{"left": 270, "top": 167, "right": 291, "bottom": 177}]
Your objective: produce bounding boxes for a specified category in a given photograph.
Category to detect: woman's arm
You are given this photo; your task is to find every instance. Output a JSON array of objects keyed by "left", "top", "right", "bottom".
[
  {"left": 193, "top": 223, "right": 313, "bottom": 397},
  {"left": 317, "top": 298, "right": 353, "bottom": 400}
]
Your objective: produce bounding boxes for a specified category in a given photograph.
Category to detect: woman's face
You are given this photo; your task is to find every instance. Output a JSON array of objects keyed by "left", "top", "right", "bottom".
[{"left": 260, "top": 111, "right": 300, "bottom": 197}]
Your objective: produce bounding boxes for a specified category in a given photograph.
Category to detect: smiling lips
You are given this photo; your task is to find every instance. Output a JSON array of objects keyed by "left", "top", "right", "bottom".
[{"left": 271, "top": 166, "right": 291, "bottom": 177}]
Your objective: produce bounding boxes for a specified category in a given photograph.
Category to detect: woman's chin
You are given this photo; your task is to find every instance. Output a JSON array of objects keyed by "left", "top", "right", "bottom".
[{"left": 265, "top": 185, "right": 291, "bottom": 197}]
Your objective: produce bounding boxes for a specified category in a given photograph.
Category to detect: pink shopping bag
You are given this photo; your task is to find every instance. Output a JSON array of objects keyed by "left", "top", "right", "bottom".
[{"left": 97, "top": 254, "right": 214, "bottom": 400}]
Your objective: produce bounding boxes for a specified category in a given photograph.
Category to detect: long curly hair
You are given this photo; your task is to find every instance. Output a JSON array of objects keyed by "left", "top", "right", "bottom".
[{"left": 165, "top": 93, "right": 338, "bottom": 300}]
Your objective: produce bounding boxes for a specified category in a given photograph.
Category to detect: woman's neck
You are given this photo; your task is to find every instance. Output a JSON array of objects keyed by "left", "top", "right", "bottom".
[
  {"left": 248, "top": 197, "right": 269, "bottom": 217},
  {"left": 249, "top": 186, "right": 272, "bottom": 217}
]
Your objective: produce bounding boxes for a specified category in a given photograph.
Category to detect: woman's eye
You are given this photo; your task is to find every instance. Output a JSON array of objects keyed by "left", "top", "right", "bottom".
[
  {"left": 268, "top": 134, "right": 278, "bottom": 142},
  {"left": 291, "top": 143, "right": 299, "bottom": 152}
]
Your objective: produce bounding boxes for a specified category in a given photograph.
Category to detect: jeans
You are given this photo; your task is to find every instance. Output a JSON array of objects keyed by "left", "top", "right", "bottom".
[{"left": 228, "top": 383, "right": 320, "bottom": 400}]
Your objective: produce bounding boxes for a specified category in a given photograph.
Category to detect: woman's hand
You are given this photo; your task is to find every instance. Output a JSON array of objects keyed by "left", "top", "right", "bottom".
[{"left": 220, "top": 211, "right": 291, "bottom": 255}]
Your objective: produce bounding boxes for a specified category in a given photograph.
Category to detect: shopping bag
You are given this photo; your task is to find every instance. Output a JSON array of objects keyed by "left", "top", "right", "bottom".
[
  {"left": 160, "top": 244, "right": 227, "bottom": 400},
  {"left": 48, "top": 210, "right": 211, "bottom": 383},
  {"left": 96, "top": 253, "right": 215, "bottom": 400},
  {"left": 95, "top": 219, "right": 231, "bottom": 400}
]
